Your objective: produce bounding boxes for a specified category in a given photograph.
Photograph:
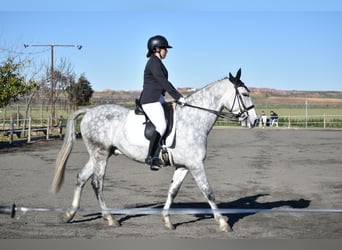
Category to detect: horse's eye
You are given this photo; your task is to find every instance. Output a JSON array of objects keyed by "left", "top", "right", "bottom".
[{"left": 242, "top": 93, "right": 249, "bottom": 97}]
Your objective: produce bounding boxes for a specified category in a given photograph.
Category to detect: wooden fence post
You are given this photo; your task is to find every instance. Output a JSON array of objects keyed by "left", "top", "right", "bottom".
[
  {"left": 46, "top": 117, "right": 50, "bottom": 140},
  {"left": 10, "top": 117, "right": 14, "bottom": 144},
  {"left": 288, "top": 114, "right": 291, "bottom": 128},
  {"left": 16, "top": 105, "right": 19, "bottom": 129},
  {"left": 1, "top": 108, "right": 6, "bottom": 130},
  {"left": 40, "top": 104, "right": 43, "bottom": 127},
  {"left": 28, "top": 117, "right": 32, "bottom": 143}
]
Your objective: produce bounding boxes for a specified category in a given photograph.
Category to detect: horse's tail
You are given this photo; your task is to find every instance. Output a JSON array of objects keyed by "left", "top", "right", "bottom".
[{"left": 51, "top": 108, "right": 88, "bottom": 194}]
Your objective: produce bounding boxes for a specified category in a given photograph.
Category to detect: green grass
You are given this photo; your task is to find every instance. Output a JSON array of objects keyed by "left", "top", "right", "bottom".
[{"left": 2, "top": 105, "right": 342, "bottom": 132}]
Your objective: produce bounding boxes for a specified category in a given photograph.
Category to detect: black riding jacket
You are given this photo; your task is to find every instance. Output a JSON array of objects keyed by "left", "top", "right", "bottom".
[{"left": 140, "top": 55, "right": 182, "bottom": 104}]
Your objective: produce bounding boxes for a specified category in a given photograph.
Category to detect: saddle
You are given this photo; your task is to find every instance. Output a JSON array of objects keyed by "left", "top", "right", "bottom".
[
  {"left": 134, "top": 99, "right": 175, "bottom": 144},
  {"left": 135, "top": 99, "right": 175, "bottom": 166}
]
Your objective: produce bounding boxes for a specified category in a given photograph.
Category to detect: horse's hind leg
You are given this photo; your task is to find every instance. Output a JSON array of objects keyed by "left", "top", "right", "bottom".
[
  {"left": 64, "top": 159, "right": 94, "bottom": 222},
  {"left": 91, "top": 153, "right": 119, "bottom": 227},
  {"left": 162, "top": 167, "right": 189, "bottom": 230}
]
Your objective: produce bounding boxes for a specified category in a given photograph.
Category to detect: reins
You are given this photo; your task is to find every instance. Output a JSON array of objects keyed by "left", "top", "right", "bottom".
[
  {"left": 176, "top": 85, "right": 254, "bottom": 121},
  {"left": 180, "top": 102, "right": 226, "bottom": 118},
  {"left": 176, "top": 101, "right": 240, "bottom": 120}
]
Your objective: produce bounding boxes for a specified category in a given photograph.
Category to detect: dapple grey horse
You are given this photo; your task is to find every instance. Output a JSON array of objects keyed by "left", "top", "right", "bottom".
[{"left": 51, "top": 69, "right": 257, "bottom": 232}]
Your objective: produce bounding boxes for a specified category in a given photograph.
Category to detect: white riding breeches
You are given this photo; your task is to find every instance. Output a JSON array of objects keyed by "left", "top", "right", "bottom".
[{"left": 142, "top": 101, "right": 167, "bottom": 136}]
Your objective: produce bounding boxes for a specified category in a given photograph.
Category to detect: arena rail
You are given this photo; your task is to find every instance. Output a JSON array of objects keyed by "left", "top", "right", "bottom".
[{"left": 1, "top": 204, "right": 342, "bottom": 219}]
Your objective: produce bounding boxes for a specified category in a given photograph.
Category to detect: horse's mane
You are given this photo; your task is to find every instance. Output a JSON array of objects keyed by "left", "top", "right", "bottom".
[{"left": 186, "top": 77, "right": 229, "bottom": 99}]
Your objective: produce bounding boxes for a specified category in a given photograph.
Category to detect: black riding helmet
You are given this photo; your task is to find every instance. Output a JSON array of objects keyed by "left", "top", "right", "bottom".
[{"left": 146, "top": 35, "right": 172, "bottom": 57}]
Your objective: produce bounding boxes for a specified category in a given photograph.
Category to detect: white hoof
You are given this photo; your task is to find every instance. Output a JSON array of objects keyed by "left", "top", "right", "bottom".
[
  {"left": 219, "top": 220, "right": 232, "bottom": 232},
  {"left": 63, "top": 210, "right": 76, "bottom": 223},
  {"left": 163, "top": 216, "right": 175, "bottom": 230},
  {"left": 104, "top": 214, "right": 120, "bottom": 227}
]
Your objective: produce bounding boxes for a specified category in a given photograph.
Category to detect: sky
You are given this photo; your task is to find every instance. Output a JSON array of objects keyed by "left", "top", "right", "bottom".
[{"left": 1, "top": 0, "right": 342, "bottom": 91}]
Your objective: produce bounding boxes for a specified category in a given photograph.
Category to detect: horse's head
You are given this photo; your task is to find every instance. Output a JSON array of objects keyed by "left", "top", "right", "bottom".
[{"left": 226, "top": 68, "right": 258, "bottom": 128}]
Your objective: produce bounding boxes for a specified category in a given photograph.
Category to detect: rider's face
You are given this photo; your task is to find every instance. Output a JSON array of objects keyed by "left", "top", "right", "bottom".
[
  {"left": 155, "top": 47, "right": 168, "bottom": 59},
  {"left": 160, "top": 48, "right": 168, "bottom": 58}
]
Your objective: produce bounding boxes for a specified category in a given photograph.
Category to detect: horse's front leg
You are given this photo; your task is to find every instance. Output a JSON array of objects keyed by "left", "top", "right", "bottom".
[
  {"left": 191, "top": 164, "right": 232, "bottom": 232},
  {"left": 162, "top": 167, "right": 189, "bottom": 230}
]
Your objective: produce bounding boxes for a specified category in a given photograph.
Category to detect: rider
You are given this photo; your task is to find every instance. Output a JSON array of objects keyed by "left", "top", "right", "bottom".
[{"left": 140, "top": 35, "right": 186, "bottom": 171}]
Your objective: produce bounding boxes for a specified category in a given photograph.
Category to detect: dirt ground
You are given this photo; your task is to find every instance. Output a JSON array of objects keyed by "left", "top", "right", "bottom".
[{"left": 0, "top": 127, "right": 342, "bottom": 239}]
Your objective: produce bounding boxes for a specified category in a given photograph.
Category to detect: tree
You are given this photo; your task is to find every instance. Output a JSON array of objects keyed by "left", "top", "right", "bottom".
[
  {"left": 43, "top": 58, "right": 75, "bottom": 124},
  {"left": 0, "top": 58, "right": 37, "bottom": 108},
  {"left": 66, "top": 74, "right": 94, "bottom": 110}
]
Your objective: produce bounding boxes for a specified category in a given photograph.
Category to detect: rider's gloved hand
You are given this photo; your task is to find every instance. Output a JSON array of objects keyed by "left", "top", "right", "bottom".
[{"left": 178, "top": 97, "right": 186, "bottom": 106}]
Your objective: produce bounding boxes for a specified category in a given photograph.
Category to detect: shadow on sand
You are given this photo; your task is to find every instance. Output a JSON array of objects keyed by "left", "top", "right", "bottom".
[{"left": 72, "top": 194, "right": 310, "bottom": 230}]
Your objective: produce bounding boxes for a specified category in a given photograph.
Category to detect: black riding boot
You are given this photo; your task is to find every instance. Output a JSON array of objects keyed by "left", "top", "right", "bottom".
[{"left": 145, "top": 131, "right": 162, "bottom": 171}]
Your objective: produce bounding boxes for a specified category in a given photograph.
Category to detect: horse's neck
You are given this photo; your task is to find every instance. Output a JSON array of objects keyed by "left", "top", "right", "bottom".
[
  {"left": 179, "top": 79, "right": 232, "bottom": 134},
  {"left": 188, "top": 79, "right": 230, "bottom": 111}
]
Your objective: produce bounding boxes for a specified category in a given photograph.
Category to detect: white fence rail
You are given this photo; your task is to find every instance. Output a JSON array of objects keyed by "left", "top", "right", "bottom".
[
  {"left": 270, "top": 114, "right": 342, "bottom": 128},
  {"left": 215, "top": 114, "right": 342, "bottom": 128}
]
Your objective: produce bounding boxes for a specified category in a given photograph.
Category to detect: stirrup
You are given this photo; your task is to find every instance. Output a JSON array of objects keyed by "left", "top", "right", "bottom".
[
  {"left": 145, "top": 156, "right": 162, "bottom": 171},
  {"left": 150, "top": 164, "right": 161, "bottom": 171}
]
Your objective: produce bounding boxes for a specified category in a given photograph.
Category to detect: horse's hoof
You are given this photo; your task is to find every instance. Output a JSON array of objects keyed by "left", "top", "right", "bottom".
[
  {"left": 219, "top": 221, "right": 232, "bottom": 232},
  {"left": 104, "top": 215, "right": 120, "bottom": 227},
  {"left": 107, "top": 219, "right": 120, "bottom": 227},
  {"left": 162, "top": 216, "right": 175, "bottom": 230},
  {"left": 164, "top": 223, "right": 176, "bottom": 230},
  {"left": 63, "top": 211, "right": 76, "bottom": 223}
]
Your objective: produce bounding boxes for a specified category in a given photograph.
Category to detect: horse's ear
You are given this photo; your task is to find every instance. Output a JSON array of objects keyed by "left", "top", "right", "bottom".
[
  {"left": 229, "top": 72, "right": 235, "bottom": 82},
  {"left": 236, "top": 68, "right": 241, "bottom": 80}
]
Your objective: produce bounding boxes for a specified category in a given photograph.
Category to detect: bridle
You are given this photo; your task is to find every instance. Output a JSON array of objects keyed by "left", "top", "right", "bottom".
[
  {"left": 228, "top": 85, "right": 255, "bottom": 121},
  {"left": 178, "top": 84, "right": 254, "bottom": 121}
]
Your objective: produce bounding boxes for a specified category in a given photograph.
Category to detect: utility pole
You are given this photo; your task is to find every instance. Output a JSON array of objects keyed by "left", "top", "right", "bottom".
[
  {"left": 305, "top": 100, "right": 308, "bottom": 128},
  {"left": 24, "top": 44, "right": 82, "bottom": 126}
]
